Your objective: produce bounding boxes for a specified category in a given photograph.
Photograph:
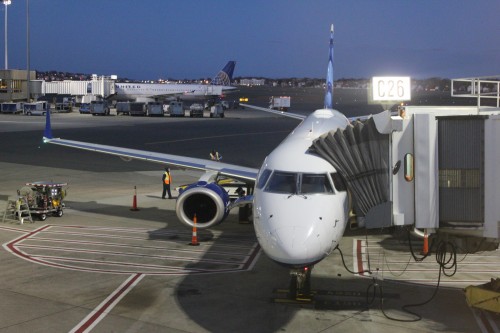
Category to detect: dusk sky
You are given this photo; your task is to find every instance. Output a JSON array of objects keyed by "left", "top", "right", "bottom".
[{"left": 2, "top": 0, "right": 499, "bottom": 80}]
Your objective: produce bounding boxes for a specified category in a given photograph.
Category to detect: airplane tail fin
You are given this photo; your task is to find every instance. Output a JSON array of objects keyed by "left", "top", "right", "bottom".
[
  {"left": 211, "top": 61, "right": 236, "bottom": 86},
  {"left": 324, "top": 24, "right": 334, "bottom": 109},
  {"left": 44, "top": 107, "right": 53, "bottom": 139}
]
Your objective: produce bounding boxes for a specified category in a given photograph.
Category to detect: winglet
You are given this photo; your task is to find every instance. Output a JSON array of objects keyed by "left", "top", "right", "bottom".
[
  {"left": 43, "top": 107, "right": 53, "bottom": 140},
  {"left": 324, "top": 24, "right": 334, "bottom": 109}
]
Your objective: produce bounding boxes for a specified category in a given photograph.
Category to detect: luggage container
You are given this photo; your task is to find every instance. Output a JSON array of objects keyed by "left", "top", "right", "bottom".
[
  {"left": 116, "top": 101, "right": 131, "bottom": 115},
  {"left": 210, "top": 103, "right": 224, "bottom": 118},
  {"left": 189, "top": 103, "right": 204, "bottom": 117},
  {"left": 129, "top": 102, "right": 146, "bottom": 116},
  {"left": 24, "top": 101, "right": 49, "bottom": 116},
  {"left": 1, "top": 102, "right": 23, "bottom": 114},
  {"left": 147, "top": 102, "right": 164, "bottom": 116},
  {"left": 91, "top": 100, "right": 110, "bottom": 116},
  {"left": 169, "top": 101, "right": 185, "bottom": 117}
]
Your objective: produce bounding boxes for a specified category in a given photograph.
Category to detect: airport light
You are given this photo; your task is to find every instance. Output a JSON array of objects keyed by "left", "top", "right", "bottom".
[{"left": 3, "top": 0, "right": 11, "bottom": 69}]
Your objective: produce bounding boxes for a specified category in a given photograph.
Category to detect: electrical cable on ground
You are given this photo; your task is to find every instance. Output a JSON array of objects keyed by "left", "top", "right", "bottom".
[{"left": 336, "top": 229, "right": 458, "bottom": 322}]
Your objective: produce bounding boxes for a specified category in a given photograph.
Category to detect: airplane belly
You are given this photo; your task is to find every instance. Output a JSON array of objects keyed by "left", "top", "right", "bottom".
[{"left": 253, "top": 193, "right": 347, "bottom": 266}]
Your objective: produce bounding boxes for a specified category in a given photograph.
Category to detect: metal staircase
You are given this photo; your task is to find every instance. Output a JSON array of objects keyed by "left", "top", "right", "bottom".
[{"left": 2, "top": 197, "right": 33, "bottom": 224}]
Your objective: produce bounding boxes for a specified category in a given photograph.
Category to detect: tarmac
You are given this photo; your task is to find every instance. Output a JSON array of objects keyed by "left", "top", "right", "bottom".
[{"left": 0, "top": 107, "right": 499, "bottom": 332}]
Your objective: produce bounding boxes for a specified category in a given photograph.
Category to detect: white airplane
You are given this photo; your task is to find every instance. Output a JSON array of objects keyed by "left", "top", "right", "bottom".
[
  {"left": 43, "top": 25, "right": 354, "bottom": 298},
  {"left": 111, "top": 61, "right": 237, "bottom": 103}
]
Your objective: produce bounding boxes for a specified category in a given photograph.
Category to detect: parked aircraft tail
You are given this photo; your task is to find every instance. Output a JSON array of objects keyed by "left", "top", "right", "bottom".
[
  {"left": 211, "top": 61, "right": 236, "bottom": 86},
  {"left": 44, "top": 109, "right": 53, "bottom": 139},
  {"left": 324, "top": 24, "right": 334, "bottom": 109}
]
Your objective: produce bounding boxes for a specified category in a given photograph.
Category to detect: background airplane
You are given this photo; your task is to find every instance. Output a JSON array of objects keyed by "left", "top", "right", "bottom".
[
  {"left": 43, "top": 25, "right": 355, "bottom": 298},
  {"left": 111, "top": 61, "right": 237, "bottom": 103}
]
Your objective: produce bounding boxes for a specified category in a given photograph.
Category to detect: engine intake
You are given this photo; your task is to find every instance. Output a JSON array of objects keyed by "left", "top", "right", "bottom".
[{"left": 176, "top": 181, "right": 230, "bottom": 229}]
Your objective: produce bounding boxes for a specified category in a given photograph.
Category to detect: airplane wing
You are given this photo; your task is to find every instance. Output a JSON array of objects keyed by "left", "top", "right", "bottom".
[
  {"left": 242, "top": 103, "right": 373, "bottom": 123},
  {"left": 240, "top": 104, "right": 307, "bottom": 120},
  {"left": 42, "top": 114, "right": 258, "bottom": 183}
]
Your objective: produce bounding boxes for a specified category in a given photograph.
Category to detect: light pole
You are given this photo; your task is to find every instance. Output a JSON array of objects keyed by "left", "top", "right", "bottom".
[
  {"left": 26, "top": 0, "right": 29, "bottom": 102},
  {"left": 2, "top": 0, "right": 11, "bottom": 70}
]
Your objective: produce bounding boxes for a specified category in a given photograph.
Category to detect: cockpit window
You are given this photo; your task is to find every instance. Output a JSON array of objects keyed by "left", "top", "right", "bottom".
[
  {"left": 301, "top": 174, "right": 333, "bottom": 194},
  {"left": 265, "top": 171, "right": 297, "bottom": 194},
  {"left": 264, "top": 171, "right": 335, "bottom": 195},
  {"left": 331, "top": 172, "right": 347, "bottom": 192},
  {"left": 257, "top": 169, "right": 272, "bottom": 189}
]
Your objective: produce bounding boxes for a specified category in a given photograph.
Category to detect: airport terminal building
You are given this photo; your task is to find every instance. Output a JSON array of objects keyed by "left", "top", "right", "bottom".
[{"left": 0, "top": 69, "right": 36, "bottom": 102}]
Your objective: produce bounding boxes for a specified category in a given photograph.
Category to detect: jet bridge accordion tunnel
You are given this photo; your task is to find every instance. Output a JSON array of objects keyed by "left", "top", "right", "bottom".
[
  {"left": 310, "top": 107, "right": 500, "bottom": 252},
  {"left": 310, "top": 117, "right": 391, "bottom": 229}
]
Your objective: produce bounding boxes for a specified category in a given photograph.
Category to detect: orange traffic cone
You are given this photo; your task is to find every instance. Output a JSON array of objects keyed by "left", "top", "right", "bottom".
[
  {"left": 189, "top": 214, "right": 200, "bottom": 246},
  {"left": 130, "top": 186, "right": 139, "bottom": 211},
  {"left": 422, "top": 230, "right": 429, "bottom": 255}
]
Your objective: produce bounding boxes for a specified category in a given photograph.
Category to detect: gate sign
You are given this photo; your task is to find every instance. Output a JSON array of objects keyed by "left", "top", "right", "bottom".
[{"left": 371, "top": 77, "right": 411, "bottom": 102}]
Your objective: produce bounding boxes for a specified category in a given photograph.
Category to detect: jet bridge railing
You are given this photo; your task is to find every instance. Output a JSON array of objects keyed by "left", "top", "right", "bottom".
[{"left": 451, "top": 76, "right": 500, "bottom": 108}]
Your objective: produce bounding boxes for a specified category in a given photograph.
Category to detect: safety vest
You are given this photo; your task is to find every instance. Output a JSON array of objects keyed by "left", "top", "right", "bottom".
[{"left": 164, "top": 172, "right": 171, "bottom": 184}]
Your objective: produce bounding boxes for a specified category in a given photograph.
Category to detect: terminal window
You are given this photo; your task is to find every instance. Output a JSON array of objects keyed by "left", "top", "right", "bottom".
[
  {"left": 10, "top": 80, "right": 22, "bottom": 93},
  {"left": 0, "top": 79, "right": 7, "bottom": 93}
]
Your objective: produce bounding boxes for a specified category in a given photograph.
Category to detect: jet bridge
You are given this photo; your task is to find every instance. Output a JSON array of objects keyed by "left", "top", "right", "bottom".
[
  {"left": 41, "top": 75, "right": 116, "bottom": 103},
  {"left": 312, "top": 99, "right": 500, "bottom": 251}
]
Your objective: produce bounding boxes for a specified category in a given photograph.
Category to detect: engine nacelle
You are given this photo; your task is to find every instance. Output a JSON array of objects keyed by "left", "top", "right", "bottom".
[{"left": 176, "top": 181, "right": 230, "bottom": 229}]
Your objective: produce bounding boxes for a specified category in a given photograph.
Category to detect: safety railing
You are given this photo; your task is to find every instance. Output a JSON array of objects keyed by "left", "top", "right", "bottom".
[{"left": 451, "top": 76, "right": 500, "bottom": 108}]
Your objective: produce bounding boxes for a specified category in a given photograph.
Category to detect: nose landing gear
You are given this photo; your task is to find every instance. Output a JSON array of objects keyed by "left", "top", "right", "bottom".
[{"left": 288, "top": 266, "right": 313, "bottom": 302}]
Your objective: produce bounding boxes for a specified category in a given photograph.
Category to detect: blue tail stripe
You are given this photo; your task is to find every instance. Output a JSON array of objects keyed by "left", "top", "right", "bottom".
[
  {"left": 44, "top": 108, "right": 53, "bottom": 139},
  {"left": 324, "top": 25, "right": 334, "bottom": 109}
]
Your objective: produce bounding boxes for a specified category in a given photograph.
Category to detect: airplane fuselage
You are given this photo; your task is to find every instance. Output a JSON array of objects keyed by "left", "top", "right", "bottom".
[
  {"left": 113, "top": 83, "right": 235, "bottom": 103},
  {"left": 252, "top": 109, "right": 351, "bottom": 267}
]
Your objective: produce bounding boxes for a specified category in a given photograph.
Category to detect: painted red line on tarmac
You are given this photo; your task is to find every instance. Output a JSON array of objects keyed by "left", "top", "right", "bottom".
[
  {"left": 0, "top": 225, "right": 30, "bottom": 233},
  {"left": 356, "top": 239, "right": 365, "bottom": 276},
  {"left": 242, "top": 243, "right": 261, "bottom": 271},
  {"left": 5, "top": 224, "right": 260, "bottom": 276},
  {"left": 20, "top": 244, "right": 246, "bottom": 265},
  {"left": 70, "top": 273, "right": 144, "bottom": 333},
  {"left": 27, "top": 236, "right": 251, "bottom": 257},
  {"left": 479, "top": 310, "right": 498, "bottom": 333}
]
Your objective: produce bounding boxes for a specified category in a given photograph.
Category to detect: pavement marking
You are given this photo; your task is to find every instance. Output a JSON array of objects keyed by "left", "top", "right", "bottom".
[
  {"left": 354, "top": 238, "right": 500, "bottom": 287},
  {"left": 471, "top": 308, "right": 500, "bottom": 333},
  {"left": 0, "top": 225, "right": 30, "bottom": 233},
  {"left": 2, "top": 224, "right": 261, "bottom": 332},
  {"left": 3, "top": 224, "right": 261, "bottom": 275},
  {"left": 69, "top": 273, "right": 145, "bottom": 333}
]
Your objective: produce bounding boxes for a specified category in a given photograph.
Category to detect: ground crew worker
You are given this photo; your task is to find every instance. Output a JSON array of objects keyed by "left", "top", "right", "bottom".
[
  {"left": 210, "top": 149, "right": 222, "bottom": 161},
  {"left": 162, "top": 167, "right": 172, "bottom": 199}
]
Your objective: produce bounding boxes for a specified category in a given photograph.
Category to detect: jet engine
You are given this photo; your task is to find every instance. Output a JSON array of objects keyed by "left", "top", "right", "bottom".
[{"left": 176, "top": 181, "right": 230, "bottom": 229}]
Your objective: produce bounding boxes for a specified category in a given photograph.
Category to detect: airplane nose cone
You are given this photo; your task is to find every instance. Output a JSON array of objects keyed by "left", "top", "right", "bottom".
[
  {"left": 280, "top": 226, "right": 320, "bottom": 258},
  {"left": 254, "top": 193, "right": 345, "bottom": 267},
  {"left": 264, "top": 225, "right": 326, "bottom": 266}
]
